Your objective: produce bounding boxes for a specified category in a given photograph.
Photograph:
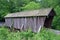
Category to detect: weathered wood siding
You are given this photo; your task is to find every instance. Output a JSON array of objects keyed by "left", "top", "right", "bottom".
[
  {"left": 5, "top": 17, "right": 46, "bottom": 32},
  {"left": 5, "top": 18, "right": 12, "bottom": 27}
]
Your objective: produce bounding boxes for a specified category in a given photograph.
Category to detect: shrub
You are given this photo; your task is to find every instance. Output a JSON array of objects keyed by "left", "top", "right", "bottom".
[
  {"left": 52, "top": 6, "right": 60, "bottom": 30},
  {"left": 0, "top": 27, "right": 60, "bottom": 40},
  {"left": 22, "top": 1, "right": 41, "bottom": 10},
  {"left": 0, "top": 27, "right": 9, "bottom": 40}
]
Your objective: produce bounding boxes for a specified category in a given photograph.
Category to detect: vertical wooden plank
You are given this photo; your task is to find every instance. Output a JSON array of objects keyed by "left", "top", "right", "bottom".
[
  {"left": 40, "top": 17, "right": 46, "bottom": 26},
  {"left": 25, "top": 18, "right": 28, "bottom": 30},
  {"left": 13, "top": 18, "right": 17, "bottom": 28},
  {"left": 36, "top": 17, "right": 46, "bottom": 32},
  {"left": 19, "top": 18, "right": 22, "bottom": 29},
  {"left": 29, "top": 17, "right": 34, "bottom": 30},
  {"left": 17, "top": 18, "right": 20, "bottom": 29},
  {"left": 24, "top": 17, "right": 27, "bottom": 30},
  {"left": 36, "top": 17, "right": 40, "bottom": 32},
  {"left": 20, "top": 18, "right": 23, "bottom": 30},
  {"left": 32, "top": 17, "right": 37, "bottom": 32},
  {"left": 5, "top": 18, "right": 12, "bottom": 28},
  {"left": 29, "top": 18, "right": 32, "bottom": 30},
  {"left": 20, "top": 18, "right": 25, "bottom": 30},
  {"left": 26, "top": 18, "right": 30, "bottom": 30},
  {"left": 25, "top": 17, "right": 32, "bottom": 30}
]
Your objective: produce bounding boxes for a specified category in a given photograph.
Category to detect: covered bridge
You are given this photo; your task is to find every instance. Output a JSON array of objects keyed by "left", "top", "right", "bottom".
[{"left": 5, "top": 8, "right": 56, "bottom": 32}]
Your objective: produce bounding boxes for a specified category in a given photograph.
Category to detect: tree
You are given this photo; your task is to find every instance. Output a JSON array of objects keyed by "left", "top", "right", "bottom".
[
  {"left": 40, "top": 0, "right": 60, "bottom": 8},
  {"left": 22, "top": 1, "right": 41, "bottom": 10},
  {"left": 0, "top": 0, "right": 9, "bottom": 21},
  {"left": 9, "top": 0, "right": 34, "bottom": 13},
  {"left": 52, "top": 6, "right": 60, "bottom": 30}
]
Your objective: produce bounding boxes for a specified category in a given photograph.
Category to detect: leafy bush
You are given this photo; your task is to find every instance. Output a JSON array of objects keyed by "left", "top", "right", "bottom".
[
  {"left": 52, "top": 6, "right": 60, "bottom": 30},
  {"left": 0, "top": 27, "right": 60, "bottom": 40},
  {"left": 0, "top": 27, "right": 9, "bottom": 40},
  {"left": 22, "top": 1, "right": 41, "bottom": 10}
]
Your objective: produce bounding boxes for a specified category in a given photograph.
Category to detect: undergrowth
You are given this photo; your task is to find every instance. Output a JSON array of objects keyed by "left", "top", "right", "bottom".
[{"left": 0, "top": 26, "right": 60, "bottom": 40}]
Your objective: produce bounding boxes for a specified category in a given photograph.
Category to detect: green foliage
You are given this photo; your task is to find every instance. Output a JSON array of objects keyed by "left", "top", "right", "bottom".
[
  {"left": 9, "top": 0, "right": 34, "bottom": 13},
  {"left": 7, "top": 32, "right": 21, "bottom": 40},
  {"left": 22, "top": 1, "right": 40, "bottom": 10},
  {"left": 40, "top": 0, "right": 60, "bottom": 8},
  {"left": 52, "top": 6, "right": 60, "bottom": 30},
  {"left": 0, "top": 10, "right": 8, "bottom": 21},
  {"left": 0, "top": 0, "right": 9, "bottom": 21},
  {"left": 9, "top": 0, "right": 22, "bottom": 13},
  {"left": 0, "top": 27, "right": 60, "bottom": 40},
  {"left": 0, "top": 27, "right": 9, "bottom": 40}
]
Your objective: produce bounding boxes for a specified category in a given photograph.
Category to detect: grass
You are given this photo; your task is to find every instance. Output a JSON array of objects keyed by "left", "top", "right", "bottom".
[{"left": 0, "top": 26, "right": 60, "bottom": 40}]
